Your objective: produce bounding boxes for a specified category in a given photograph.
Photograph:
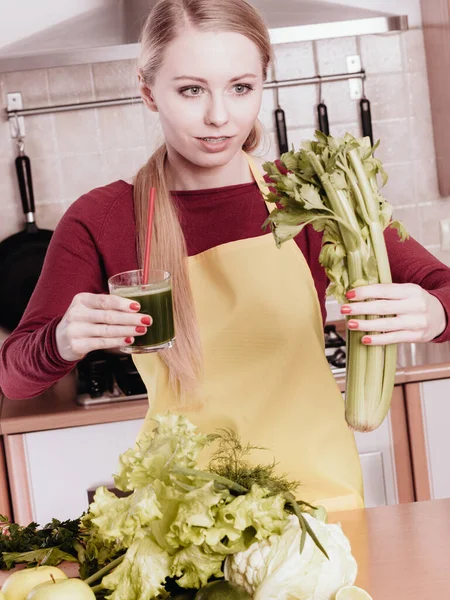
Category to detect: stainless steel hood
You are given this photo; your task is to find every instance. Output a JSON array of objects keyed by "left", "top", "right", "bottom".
[{"left": 0, "top": 0, "right": 408, "bottom": 73}]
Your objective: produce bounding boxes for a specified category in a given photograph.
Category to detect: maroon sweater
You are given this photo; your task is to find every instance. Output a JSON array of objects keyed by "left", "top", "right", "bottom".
[{"left": 2, "top": 179, "right": 450, "bottom": 400}]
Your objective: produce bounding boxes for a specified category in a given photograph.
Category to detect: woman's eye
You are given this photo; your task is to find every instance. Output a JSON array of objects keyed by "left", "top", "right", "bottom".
[
  {"left": 181, "top": 86, "right": 204, "bottom": 98},
  {"left": 233, "top": 84, "right": 253, "bottom": 95}
]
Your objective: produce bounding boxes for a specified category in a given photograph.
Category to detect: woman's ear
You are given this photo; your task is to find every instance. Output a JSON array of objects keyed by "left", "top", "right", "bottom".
[{"left": 137, "top": 72, "right": 158, "bottom": 113}]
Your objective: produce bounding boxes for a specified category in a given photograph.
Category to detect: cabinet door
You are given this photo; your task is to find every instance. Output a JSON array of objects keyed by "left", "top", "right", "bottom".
[
  {"left": 406, "top": 378, "right": 450, "bottom": 500},
  {"left": 352, "top": 386, "right": 414, "bottom": 507},
  {"left": 5, "top": 419, "right": 144, "bottom": 525}
]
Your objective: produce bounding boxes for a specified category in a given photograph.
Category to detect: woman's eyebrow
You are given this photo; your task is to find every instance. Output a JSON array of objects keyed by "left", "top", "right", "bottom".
[{"left": 172, "top": 73, "right": 258, "bottom": 83}]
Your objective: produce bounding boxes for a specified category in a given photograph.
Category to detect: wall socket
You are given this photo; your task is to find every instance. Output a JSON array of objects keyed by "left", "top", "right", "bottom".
[{"left": 440, "top": 218, "right": 450, "bottom": 251}]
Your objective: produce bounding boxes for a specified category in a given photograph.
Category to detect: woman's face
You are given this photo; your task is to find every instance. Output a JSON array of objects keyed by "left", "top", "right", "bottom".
[{"left": 143, "top": 28, "right": 264, "bottom": 168}]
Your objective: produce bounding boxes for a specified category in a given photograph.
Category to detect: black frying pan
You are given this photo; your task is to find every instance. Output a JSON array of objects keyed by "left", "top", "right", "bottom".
[{"left": 0, "top": 152, "right": 53, "bottom": 332}]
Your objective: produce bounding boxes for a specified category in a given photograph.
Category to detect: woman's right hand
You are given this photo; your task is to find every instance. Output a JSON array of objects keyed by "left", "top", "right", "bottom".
[{"left": 55, "top": 292, "right": 152, "bottom": 362}]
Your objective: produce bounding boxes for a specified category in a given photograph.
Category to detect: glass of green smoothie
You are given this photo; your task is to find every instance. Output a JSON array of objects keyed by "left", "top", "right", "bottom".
[{"left": 108, "top": 269, "right": 175, "bottom": 353}]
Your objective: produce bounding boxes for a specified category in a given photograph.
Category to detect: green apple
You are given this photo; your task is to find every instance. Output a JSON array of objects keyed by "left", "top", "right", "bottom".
[
  {"left": 2, "top": 566, "right": 67, "bottom": 600},
  {"left": 25, "top": 579, "right": 95, "bottom": 599}
]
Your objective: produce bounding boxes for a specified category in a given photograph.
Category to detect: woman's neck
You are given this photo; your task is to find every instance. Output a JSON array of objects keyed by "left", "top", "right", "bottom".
[{"left": 166, "top": 148, "right": 256, "bottom": 191}]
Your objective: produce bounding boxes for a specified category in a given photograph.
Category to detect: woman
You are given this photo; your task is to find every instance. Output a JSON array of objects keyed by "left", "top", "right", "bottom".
[{"left": 1, "top": 0, "right": 450, "bottom": 512}]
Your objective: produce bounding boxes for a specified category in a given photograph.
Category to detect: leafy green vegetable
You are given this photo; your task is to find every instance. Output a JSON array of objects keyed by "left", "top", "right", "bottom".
[
  {"left": 0, "top": 515, "right": 80, "bottom": 570},
  {"left": 263, "top": 132, "right": 408, "bottom": 432}
]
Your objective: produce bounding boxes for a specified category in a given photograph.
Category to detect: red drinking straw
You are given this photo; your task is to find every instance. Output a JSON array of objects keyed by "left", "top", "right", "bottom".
[{"left": 142, "top": 187, "right": 156, "bottom": 284}]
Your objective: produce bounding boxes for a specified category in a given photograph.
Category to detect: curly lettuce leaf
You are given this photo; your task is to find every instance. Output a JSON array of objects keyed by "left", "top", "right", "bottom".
[
  {"left": 114, "top": 414, "right": 209, "bottom": 492},
  {"left": 102, "top": 535, "right": 171, "bottom": 600}
]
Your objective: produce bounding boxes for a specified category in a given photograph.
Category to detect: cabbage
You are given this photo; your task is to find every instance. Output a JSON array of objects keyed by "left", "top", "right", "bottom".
[{"left": 224, "top": 514, "right": 357, "bottom": 600}]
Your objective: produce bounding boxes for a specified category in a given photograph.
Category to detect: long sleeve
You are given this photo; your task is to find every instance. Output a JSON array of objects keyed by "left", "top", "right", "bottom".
[
  {"left": 0, "top": 181, "right": 135, "bottom": 400},
  {"left": 385, "top": 227, "right": 450, "bottom": 342}
]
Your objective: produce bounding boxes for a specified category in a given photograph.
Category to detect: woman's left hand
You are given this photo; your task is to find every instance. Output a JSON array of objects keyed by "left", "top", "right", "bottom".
[{"left": 340, "top": 283, "right": 447, "bottom": 345}]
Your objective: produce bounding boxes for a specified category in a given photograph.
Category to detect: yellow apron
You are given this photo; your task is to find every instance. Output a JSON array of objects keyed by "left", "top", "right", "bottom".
[{"left": 133, "top": 154, "right": 364, "bottom": 513}]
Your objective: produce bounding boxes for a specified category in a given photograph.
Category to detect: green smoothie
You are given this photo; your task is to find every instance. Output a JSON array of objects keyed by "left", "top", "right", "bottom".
[{"left": 115, "top": 283, "right": 175, "bottom": 349}]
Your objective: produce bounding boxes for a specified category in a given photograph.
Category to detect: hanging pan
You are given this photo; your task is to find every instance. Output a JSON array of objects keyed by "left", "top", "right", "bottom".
[{"left": 0, "top": 141, "right": 53, "bottom": 332}]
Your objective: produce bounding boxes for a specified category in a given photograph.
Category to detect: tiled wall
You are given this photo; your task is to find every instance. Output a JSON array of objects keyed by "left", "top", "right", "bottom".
[{"left": 0, "top": 29, "right": 448, "bottom": 269}]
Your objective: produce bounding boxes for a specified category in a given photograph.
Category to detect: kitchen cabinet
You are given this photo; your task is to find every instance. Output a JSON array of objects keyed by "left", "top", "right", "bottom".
[
  {"left": 405, "top": 377, "right": 450, "bottom": 501},
  {"left": 0, "top": 437, "right": 12, "bottom": 520},
  {"left": 353, "top": 386, "right": 414, "bottom": 508},
  {"left": 3, "top": 419, "right": 144, "bottom": 525}
]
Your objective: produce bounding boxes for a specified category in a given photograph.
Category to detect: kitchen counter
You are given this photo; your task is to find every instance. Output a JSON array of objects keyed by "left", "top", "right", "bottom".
[
  {"left": 328, "top": 498, "right": 450, "bottom": 598},
  {"left": 2, "top": 340, "right": 450, "bottom": 435},
  {"left": 0, "top": 499, "right": 448, "bottom": 595}
]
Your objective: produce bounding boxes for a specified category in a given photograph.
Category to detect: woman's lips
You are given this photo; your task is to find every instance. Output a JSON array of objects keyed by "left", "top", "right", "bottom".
[{"left": 196, "top": 136, "right": 234, "bottom": 153}]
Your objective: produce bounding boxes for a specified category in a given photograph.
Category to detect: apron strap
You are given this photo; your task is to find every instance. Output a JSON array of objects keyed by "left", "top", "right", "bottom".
[{"left": 244, "top": 152, "right": 276, "bottom": 214}]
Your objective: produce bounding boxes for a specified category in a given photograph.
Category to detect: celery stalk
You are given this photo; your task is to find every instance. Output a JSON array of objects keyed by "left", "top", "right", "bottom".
[{"left": 263, "top": 132, "right": 408, "bottom": 432}]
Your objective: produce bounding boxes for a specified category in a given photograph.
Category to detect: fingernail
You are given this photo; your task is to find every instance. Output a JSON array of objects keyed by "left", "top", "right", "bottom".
[
  {"left": 141, "top": 316, "right": 152, "bottom": 325},
  {"left": 124, "top": 337, "right": 134, "bottom": 344},
  {"left": 135, "top": 326, "right": 147, "bottom": 333},
  {"left": 341, "top": 306, "right": 352, "bottom": 315},
  {"left": 362, "top": 336, "right": 372, "bottom": 344},
  {"left": 130, "top": 302, "right": 140, "bottom": 311},
  {"left": 346, "top": 290, "right": 356, "bottom": 300},
  {"left": 348, "top": 320, "right": 359, "bottom": 330}
]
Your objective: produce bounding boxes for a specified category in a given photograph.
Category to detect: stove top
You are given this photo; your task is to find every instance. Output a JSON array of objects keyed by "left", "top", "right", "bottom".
[{"left": 325, "top": 324, "right": 346, "bottom": 375}]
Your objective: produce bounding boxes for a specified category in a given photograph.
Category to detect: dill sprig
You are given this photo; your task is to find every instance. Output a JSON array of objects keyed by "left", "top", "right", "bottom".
[{"left": 206, "top": 428, "right": 300, "bottom": 496}]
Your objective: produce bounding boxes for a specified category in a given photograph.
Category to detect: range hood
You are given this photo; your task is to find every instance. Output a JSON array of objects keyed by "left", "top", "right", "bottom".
[{"left": 0, "top": 0, "right": 408, "bottom": 73}]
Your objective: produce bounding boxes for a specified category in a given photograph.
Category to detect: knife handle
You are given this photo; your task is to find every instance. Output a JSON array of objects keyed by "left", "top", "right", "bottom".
[
  {"left": 360, "top": 98, "right": 374, "bottom": 146},
  {"left": 318, "top": 103, "right": 330, "bottom": 136},
  {"left": 275, "top": 107, "right": 289, "bottom": 155}
]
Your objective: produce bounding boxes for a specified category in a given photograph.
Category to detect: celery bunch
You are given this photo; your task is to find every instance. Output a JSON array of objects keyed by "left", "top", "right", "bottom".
[{"left": 263, "top": 132, "right": 408, "bottom": 432}]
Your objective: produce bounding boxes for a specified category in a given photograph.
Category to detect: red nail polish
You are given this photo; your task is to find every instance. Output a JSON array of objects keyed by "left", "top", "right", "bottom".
[
  {"left": 141, "top": 316, "right": 152, "bottom": 325},
  {"left": 130, "top": 302, "right": 140, "bottom": 311},
  {"left": 346, "top": 290, "right": 356, "bottom": 300},
  {"left": 341, "top": 306, "right": 352, "bottom": 315},
  {"left": 362, "top": 336, "right": 372, "bottom": 344},
  {"left": 348, "top": 320, "right": 359, "bottom": 330},
  {"left": 136, "top": 326, "right": 146, "bottom": 333},
  {"left": 124, "top": 337, "right": 133, "bottom": 344}
]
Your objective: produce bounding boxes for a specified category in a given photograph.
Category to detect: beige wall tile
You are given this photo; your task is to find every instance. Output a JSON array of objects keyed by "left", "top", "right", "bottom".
[
  {"left": 0, "top": 205, "right": 22, "bottom": 241},
  {"left": 426, "top": 246, "right": 450, "bottom": 268},
  {"left": 30, "top": 157, "right": 62, "bottom": 205},
  {"left": 60, "top": 153, "right": 106, "bottom": 200},
  {"left": 409, "top": 116, "right": 435, "bottom": 162},
  {"left": 287, "top": 126, "right": 317, "bottom": 150},
  {"left": 278, "top": 84, "right": 317, "bottom": 128},
  {"left": 419, "top": 201, "right": 450, "bottom": 247},
  {"left": 1, "top": 69, "right": 50, "bottom": 108},
  {"left": 360, "top": 33, "right": 403, "bottom": 74},
  {"left": 101, "top": 147, "right": 148, "bottom": 183},
  {"left": 383, "top": 163, "right": 416, "bottom": 207},
  {"left": 329, "top": 121, "right": 360, "bottom": 139},
  {"left": 258, "top": 88, "right": 276, "bottom": 132},
  {"left": 142, "top": 105, "right": 163, "bottom": 153},
  {"left": 34, "top": 202, "right": 66, "bottom": 231},
  {"left": 402, "top": 29, "right": 428, "bottom": 74},
  {"left": 0, "top": 159, "right": 20, "bottom": 210},
  {"left": 18, "top": 114, "right": 57, "bottom": 159},
  {"left": 407, "top": 70, "right": 432, "bottom": 122},
  {"left": 53, "top": 109, "right": 100, "bottom": 154},
  {"left": 372, "top": 119, "right": 411, "bottom": 165},
  {"left": 92, "top": 60, "right": 139, "bottom": 101},
  {"left": 414, "top": 160, "right": 440, "bottom": 204},
  {"left": 273, "top": 41, "right": 315, "bottom": 79},
  {"left": 48, "top": 65, "right": 95, "bottom": 104},
  {"left": 364, "top": 73, "right": 409, "bottom": 121},
  {"left": 321, "top": 80, "right": 360, "bottom": 124},
  {"left": 391, "top": 205, "right": 422, "bottom": 242},
  {"left": 315, "top": 37, "right": 358, "bottom": 75},
  {"left": 97, "top": 103, "right": 145, "bottom": 151}
]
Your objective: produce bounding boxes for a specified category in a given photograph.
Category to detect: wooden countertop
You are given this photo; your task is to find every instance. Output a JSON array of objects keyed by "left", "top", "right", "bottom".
[
  {"left": 0, "top": 499, "right": 448, "bottom": 596},
  {"left": 2, "top": 340, "right": 450, "bottom": 436},
  {"left": 328, "top": 498, "right": 450, "bottom": 598}
]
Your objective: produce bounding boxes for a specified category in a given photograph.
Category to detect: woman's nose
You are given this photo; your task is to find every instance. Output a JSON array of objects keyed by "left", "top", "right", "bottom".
[{"left": 205, "top": 95, "right": 229, "bottom": 127}]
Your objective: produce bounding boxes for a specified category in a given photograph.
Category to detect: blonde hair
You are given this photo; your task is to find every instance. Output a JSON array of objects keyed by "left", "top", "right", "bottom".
[{"left": 134, "top": 0, "right": 272, "bottom": 400}]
